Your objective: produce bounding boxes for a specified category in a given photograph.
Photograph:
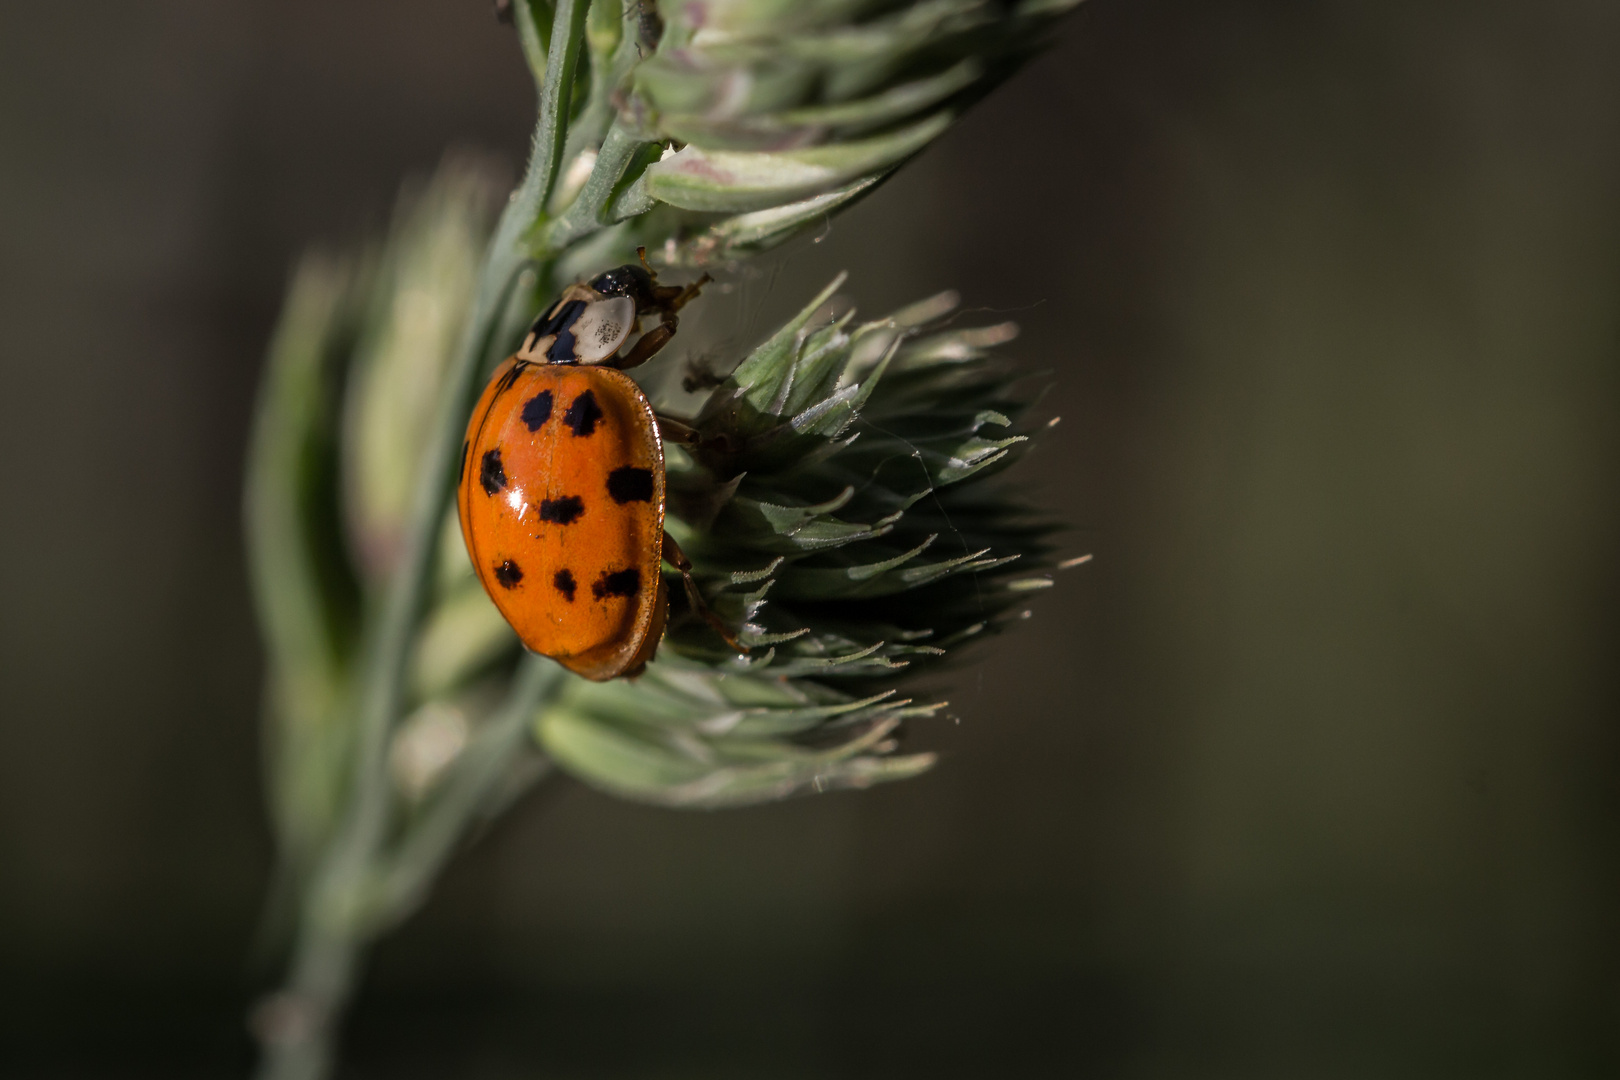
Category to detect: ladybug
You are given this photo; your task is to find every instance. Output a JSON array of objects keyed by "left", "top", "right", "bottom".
[{"left": 457, "top": 257, "right": 741, "bottom": 681}]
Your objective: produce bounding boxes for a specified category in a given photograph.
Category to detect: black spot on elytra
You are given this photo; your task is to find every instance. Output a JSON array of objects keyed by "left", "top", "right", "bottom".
[
  {"left": 592, "top": 567, "right": 641, "bottom": 601},
  {"left": 564, "top": 390, "right": 604, "bottom": 436},
  {"left": 520, "top": 390, "right": 553, "bottom": 431},
  {"left": 493, "top": 559, "right": 523, "bottom": 589},
  {"left": 553, "top": 569, "right": 577, "bottom": 602},
  {"left": 606, "top": 466, "right": 655, "bottom": 504},
  {"left": 538, "top": 495, "right": 584, "bottom": 525},
  {"left": 479, "top": 448, "right": 507, "bottom": 495}
]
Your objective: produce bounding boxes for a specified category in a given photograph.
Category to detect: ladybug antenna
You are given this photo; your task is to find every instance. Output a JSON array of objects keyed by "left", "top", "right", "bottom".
[{"left": 636, "top": 246, "right": 654, "bottom": 275}]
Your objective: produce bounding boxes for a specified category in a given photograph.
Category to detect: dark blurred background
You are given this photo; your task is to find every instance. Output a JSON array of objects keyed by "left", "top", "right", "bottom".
[{"left": 3, "top": 2, "right": 1618, "bottom": 1077}]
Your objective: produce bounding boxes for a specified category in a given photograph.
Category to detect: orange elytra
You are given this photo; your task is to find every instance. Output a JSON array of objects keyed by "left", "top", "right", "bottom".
[{"left": 456, "top": 261, "right": 738, "bottom": 681}]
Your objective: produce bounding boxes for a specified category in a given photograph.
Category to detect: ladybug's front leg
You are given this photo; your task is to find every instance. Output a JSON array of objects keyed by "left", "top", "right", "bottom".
[
  {"left": 611, "top": 318, "right": 677, "bottom": 371},
  {"left": 609, "top": 272, "right": 712, "bottom": 371},
  {"left": 656, "top": 272, "right": 712, "bottom": 315},
  {"left": 661, "top": 531, "right": 748, "bottom": 655}
]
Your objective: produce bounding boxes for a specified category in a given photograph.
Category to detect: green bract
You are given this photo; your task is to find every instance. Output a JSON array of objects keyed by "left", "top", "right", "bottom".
[{"left": 533, "top": 276, "right": 1060, "bottom": 806}]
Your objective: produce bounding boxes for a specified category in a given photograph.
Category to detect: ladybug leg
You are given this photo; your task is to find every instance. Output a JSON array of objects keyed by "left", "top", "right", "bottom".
[
  {"left": 656, "top": 272, "right": 712, "bottom": 314},
  {"left": 656, "top": 414, "right": 734, "bottom": 454},
  {"left": 661, "top": 531, "right": 748, "bottom": 655},
  {"left": 610, "top": 272, "right": 711, "bottom": 370},
  {"left": 656, "top": 414, "right": 698, "bottom": 444},
  {"left": 611, "top": 320, "right": 677, "bottom": 370},
  {"left": 634, "top": 247, "right": 710, "bottom": 314}
]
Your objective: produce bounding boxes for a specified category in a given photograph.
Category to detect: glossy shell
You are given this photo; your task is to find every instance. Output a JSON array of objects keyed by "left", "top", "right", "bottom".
[{"left": 458, "top": 358, "right": 667, "bottom": 681}]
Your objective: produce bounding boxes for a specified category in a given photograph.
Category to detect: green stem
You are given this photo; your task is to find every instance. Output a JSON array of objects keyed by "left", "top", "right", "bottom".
[
  {"left": 253, "top": 664, "right": 560, "bottom": 1080},
  {"left": 253, "top": 4, "right": 589, "bottom": 1079},
  {"left": 373, "top": 656, "right": 562, "bottom": 926},
  {"left": 253, "top": 917, "right": 359, "bottom": 1080}
]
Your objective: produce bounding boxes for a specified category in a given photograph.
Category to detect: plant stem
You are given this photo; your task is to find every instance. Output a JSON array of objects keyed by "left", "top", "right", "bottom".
[
  {"left": 254, "top": 914, "right": 360, "bottom": 1080},
  {"left": 253, "top": 659, "right": 562, "bottom": 1080},
  {"left": 253, "top": 4, "right": 588, "bottom": 1078},
  {"left": 374, "top": 657, "right": 562, "bottom": 926}
]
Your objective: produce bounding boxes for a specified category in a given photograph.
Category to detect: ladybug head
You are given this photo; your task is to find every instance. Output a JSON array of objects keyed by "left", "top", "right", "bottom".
[{"left": 588, "top": 263, "right": 659, "bottom": 312}]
